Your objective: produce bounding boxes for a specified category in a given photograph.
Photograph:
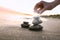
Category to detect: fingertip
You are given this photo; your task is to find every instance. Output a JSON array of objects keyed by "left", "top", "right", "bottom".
[{"left": 40, "top": 8, "right": 46, "bottom": 13}]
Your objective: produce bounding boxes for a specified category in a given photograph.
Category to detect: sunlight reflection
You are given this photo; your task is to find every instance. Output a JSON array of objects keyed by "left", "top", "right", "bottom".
[
  {"left": 0, "top": 13, "right": 48, "bottom": 26},
  {"left": 40, "top": 17, "right": 48, "bottom": 21}
]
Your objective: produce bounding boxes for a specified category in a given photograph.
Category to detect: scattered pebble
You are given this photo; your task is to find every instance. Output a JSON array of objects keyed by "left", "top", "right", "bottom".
[{"left": 21, "top": 21, "right": 30, "bottom": 28}]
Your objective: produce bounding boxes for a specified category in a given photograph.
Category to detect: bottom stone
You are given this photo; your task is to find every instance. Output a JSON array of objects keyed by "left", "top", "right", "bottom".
[{"left": 29, "top": 25, "right": 43, "bottom": 31}]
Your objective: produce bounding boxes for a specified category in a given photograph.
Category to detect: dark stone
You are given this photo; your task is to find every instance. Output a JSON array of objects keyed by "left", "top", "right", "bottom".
[
  {"left": 21, "top": 21, "right": 30, "bottom": 28},
  {"left": 29, "top": 25, "right": 43, "bottom": 31},
  {"left": 23, "top": 21, "right": 28, "bottom": 24}
]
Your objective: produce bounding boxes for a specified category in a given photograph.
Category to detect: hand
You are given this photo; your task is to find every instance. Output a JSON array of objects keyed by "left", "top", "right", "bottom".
[{"left": 34, "top": 1, "right": 55, "bottom": 14}]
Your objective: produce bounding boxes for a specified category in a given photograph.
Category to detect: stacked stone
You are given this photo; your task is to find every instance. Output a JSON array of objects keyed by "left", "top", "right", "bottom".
[
  {"left": 29, "top": 16, "right": 43, "bottom": 31},
  {"left": 21, "top": 15, "right": 43, "bottom": 31}
]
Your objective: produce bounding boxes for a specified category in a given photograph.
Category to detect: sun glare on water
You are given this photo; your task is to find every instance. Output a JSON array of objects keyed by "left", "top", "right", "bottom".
[
  {"left": 0, "top": 7, "right": 48, "bottom": 26},
  {"left": 0, "top": 13, "right": 48, "bottom": 26}
]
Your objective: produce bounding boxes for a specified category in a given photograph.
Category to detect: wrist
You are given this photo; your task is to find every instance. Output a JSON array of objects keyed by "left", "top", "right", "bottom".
[
  {"left": 55, "top": 0, "right": 60, "bottom": 4},
  {"left": 52, "top": 0, "right": 60, "bottom": 6},
  {"left": 50, "top": 0, "right": 60, "bottom": 8}
]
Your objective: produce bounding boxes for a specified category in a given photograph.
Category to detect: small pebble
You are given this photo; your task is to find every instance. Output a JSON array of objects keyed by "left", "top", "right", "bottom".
[{"left": 21, "top": 21, "right": 30, "bottom": 28}]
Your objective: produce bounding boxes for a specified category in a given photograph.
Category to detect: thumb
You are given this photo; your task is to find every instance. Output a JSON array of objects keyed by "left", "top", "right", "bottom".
[{"left": 39, "top": 8, "right": 46, "bottom": 14}]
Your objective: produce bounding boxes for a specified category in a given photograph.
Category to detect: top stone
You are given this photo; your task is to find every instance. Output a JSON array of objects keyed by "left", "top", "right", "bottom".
[{"left": 32, "top": 15, "right": 42, "bottom": 25}]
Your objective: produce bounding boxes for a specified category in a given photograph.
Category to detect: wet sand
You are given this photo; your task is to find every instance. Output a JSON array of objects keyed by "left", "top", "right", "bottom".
[{"left": 0, "top": 18, "right": 60, "bottom": 40}]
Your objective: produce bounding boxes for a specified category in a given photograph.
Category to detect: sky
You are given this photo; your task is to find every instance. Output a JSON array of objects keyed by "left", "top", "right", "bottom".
[{"left": 0, "top": 0, "right": 60, "bottom": 15}]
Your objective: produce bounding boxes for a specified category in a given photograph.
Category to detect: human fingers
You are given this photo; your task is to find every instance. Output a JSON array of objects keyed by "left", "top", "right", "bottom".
[
  {"left": 34, "top": 1, "right": 44, "bottom": 12},
  {"left": 38, "top": 7, "right": 46, "bottom": 14}
]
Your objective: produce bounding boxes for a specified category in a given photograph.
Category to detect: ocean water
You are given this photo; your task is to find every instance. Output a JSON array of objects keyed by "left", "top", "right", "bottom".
[{"left": 0, "top": 13, "right": 48, "bottom": 27}]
